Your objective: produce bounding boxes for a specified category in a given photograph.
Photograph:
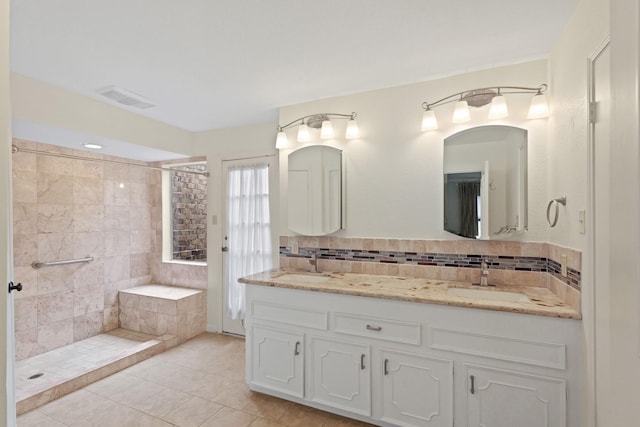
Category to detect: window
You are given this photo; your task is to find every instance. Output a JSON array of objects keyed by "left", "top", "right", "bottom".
[{"left": 163, "top": 162, "right": 208, "bottom": 263}]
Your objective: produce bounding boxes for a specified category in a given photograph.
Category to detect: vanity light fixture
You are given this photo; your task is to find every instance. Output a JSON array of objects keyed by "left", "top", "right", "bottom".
[
  {"left": 421, "top": 84, "right": 548, "bottom": 131},
  {"left": 275, "top": 112, "right": 359, "bottom": 149}
]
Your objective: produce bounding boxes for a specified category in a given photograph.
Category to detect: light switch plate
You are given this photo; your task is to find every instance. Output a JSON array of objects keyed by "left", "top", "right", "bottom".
[{"left": 578, "top": 210, "right": 586, "bottom": 234}]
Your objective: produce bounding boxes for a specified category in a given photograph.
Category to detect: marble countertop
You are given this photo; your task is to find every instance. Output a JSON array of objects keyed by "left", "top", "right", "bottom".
[{"left": 239, "top": 269, "right": 581, "bottom": 320}]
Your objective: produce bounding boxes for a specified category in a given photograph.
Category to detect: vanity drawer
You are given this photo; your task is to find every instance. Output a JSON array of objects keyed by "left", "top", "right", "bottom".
[{"left": 334, "top": 313, "right": 421, "bottom": 345}]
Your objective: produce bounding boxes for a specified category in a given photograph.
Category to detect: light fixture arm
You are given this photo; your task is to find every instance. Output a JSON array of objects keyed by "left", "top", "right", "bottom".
[
  {"left": 278, "top": 112, "right": 357, "bottom": 131},
  {"left": 422, "top": 84, "right": 547, "bottom": 111}
]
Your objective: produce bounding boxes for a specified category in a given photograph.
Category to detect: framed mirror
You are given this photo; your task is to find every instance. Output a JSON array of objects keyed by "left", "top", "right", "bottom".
[
  {"left": 288, "top": 145, "right": 343, "bottom": 236},
  {"left": 443, "top": 125, "right": 527, "bottom": 239}
]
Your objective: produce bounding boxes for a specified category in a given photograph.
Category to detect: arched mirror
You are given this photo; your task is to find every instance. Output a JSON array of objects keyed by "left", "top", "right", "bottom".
[
  {"left": 443, "top": 125, "right": 527, "bottom": 239},
  {"left": 288, "top": 145, "right": 343, "bottom": 236}
]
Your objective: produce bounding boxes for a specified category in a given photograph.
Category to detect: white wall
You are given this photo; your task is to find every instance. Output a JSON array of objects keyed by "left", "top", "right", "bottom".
[
  {"left": 278, "top": 60, "right": 549, "bottom": 241},
  {"left": 1, "top": 0, "right": 14, "bottom": 423},
  {"left": 605, "top": 1, "right": 640, "bottom": 425},
  {"left": 192, "top": 124, "right": 277, "bottom": 331},
  {"left": 11, "top": 73, "right": 195, "bottom": 156},
  {"left": 546, "top": 1, "right": 609, "bottom": 425}
]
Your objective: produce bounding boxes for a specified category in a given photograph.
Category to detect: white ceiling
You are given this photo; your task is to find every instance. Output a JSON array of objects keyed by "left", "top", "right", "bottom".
[{"left": 10, "top": 0, "right": 579, "bottom": 133}]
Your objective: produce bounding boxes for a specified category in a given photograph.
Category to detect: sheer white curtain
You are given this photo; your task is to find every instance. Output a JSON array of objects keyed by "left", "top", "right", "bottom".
[{"left": 226, "top": 163, "right": 272, "bottom": 319}]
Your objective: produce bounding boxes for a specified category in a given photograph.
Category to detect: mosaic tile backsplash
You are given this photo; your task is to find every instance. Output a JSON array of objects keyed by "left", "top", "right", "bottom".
[{"left": 279, "top": 236, "right": 582, "bottom": 292}]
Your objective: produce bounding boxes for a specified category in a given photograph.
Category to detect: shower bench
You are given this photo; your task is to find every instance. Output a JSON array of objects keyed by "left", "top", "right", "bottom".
[{"left": 118, "top": 284, "right": 206, "bottom": 344}]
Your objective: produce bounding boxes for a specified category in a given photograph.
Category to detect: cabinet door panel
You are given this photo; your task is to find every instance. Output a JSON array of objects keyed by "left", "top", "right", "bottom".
[
  {"left": 311, "top": 336, "right": 371, "bottom": 416},
  {"left": 466, "top": 364, "right": 566, "bottom": 427},
  {"left": 251, "top": 325, "right": 304, "bottom": 398},
  {"left": 381, "top": 350, "right": 453, "bottom": 427}
]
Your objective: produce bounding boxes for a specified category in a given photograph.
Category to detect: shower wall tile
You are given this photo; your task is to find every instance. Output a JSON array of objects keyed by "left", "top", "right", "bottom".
[
  {"left": 37, "top": 266, "right": 75, "bottom": 295},
  {"left": 37, "top": 173, "right": 74, "bottom": 205},
  {"left": 104, "top": 255, "right": 131, "bottom": 283},
  {"left": 37, "top": 233, "right": 74, "bottom": 262},
  {"left": 73, "top": 205, "right": 104, "bottom": 233},
  {"left": 130, "top": 253, "right": 151, "bottom": 278},
  {"left": 74, "top": 177, "right": 104, "bottom": 205},
  {"left": 37, "top": 291, "right": 74, "bottom": 325},
  {"left": 74, "top": 284, "right": 105, "bottom": 316},
  {"left": 73, "top": 158, "right": 104, "bottom": 179},
  {"left": 37, "top": 204, "right": 74, "bottom": 234},
  {"left": 12, "top": 267, "right": 38, "bottom": 300},
  {"left": 13, "top": 203, "right": 38, "bottom": 235},
  {"left": 104, "top": 181, "right": 130, "bottom": 206},
  {"left": 37, "top": 319, "right": 74, "bottom": 353},
  {"left": 73, "top": 261, "right": 105, "bottom": 289},
  {"left": 130, "top": 206, "right": 152, "bottom": 230},
  {"left": 130, "top": 230, "right": 152, "bottom": 254},
  {"left": 14, "top": 296, "right": 38, "bottom": 332},
  {"left": 13, "top": 234, "right": 37, "bottom": 268},
  {"left": 12, "top": 169, "right": 38, "bottom": 203},
  {"left": 73, "top": 311, "right": 104, "bottom": 341},
  {"left": 73, "top": 232, "right": 105, "bottom": 259},
  {"left": 104, "top": 205, "right": 131, "bottom": 231},
  {"left": 129, "top": 183, "right": 151, "bottom": 206},
  {"left": 104, "top": 230, "right": 131, "bottom": 256},
  {"left": 15, "top": 328, "right": 38, "bottom": 360}
]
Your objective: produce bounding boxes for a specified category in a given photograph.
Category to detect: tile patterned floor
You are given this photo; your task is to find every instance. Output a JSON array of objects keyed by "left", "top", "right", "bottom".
[{"left": 17, "top": 333, "right": 375, "bottom": 427}]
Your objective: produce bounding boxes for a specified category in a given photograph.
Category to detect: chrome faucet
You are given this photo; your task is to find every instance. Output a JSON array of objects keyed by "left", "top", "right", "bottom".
[
  {"left": 309, "top": 250, "right": 319, "bottom": 273},
  {"left": 479, "top": 259, "right": 490, "bottom": 286}
]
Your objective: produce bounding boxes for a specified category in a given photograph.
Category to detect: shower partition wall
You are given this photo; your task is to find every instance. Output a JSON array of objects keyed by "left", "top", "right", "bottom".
[{"left": 11, "top": 139, "right": 207, "bottom": 360}]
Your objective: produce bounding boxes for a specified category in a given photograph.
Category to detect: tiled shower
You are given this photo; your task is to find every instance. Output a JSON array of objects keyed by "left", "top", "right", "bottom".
[{"left": 11, "top": 139, "right": 207, "bottom": 361}]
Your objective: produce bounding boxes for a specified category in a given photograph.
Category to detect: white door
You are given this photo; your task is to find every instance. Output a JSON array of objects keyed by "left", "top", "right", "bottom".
[
  {"left": 381, "top": 349, "right": 453, "bottom": 427},
  {"left": 310, "top": 336, "right": 371, "bottom": 416},
  {"left": 465, "top": 365, "right": 566, "bottom": 427},
  {"left": 1, "top": 0, "right": 16, "bottom": 422},
  {"left": 222, "top": 157, "right": 276, "bottom": 336}
]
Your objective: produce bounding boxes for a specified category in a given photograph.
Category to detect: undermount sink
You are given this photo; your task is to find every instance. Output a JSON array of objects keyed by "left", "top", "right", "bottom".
[
  {"left": 447, "top": 287, "right": 531, "bottom": 303},
  {"left": 277, "top": 273, "right": 330, "bottom": 284}
]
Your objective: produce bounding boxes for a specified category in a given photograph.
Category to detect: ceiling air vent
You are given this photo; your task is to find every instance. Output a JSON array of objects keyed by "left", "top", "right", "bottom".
[{"left": 96, "top": 85, "right": 156, "bottom": 109}]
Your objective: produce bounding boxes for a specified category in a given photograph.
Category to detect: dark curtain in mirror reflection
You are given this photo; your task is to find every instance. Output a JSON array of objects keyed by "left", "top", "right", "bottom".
[
  {"left": 444, "top": 172, "right": 481, "bottom": 239},
  {"left": 459, "top": 182, "right": 481, "bottom": 238}
]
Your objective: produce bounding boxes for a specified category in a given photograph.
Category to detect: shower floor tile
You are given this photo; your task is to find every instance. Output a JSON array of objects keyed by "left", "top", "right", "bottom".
[{"left": 15, "top": 328, "right": 173, "bottom": 415}]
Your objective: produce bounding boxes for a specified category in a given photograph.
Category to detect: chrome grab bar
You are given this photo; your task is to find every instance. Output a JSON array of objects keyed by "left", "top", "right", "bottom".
[{"left": 31, "top": 256, "right": 94, "bottom": 269}]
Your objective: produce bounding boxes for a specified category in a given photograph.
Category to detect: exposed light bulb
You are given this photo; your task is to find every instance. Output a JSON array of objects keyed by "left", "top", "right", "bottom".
[
  {"left": 275, "top": 131, "right": 289, "bottom": 149},
  {"left": 528, "top": 93, "right": 550, "bottom": 119},
  {"left": 320, "top": 120, "right": 334, "bottom": 139},
  {"left": 452, "top": 100, "right": 471, "bottom": 123},
  {"left": 488, "top": 95, "right": 509, "bottom": 119},
  {"left": 421, "top": 109, "right": 438, "bottom": 131},
  {"left": 297, "top": 123, "right": 311, "bottom": 142},
  {"left": 83, "top": 143, "right": 103, "bottom": 149},
  {"left": 345, "top": 119, "right": 360, "bottom": 139}
]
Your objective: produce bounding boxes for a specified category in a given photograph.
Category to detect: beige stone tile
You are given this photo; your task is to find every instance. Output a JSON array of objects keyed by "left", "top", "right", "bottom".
[
  {"left": 566, "top": 285, "right": 581, "bottom": 312},
  {"left": 67, "top": 402, "right": 174, "bottom": 427},
  {"left": 249, "top": 418, "right": 287, "bottom": 427},
  {"left": 162, "top": 396, "right": 223, "bottom": 427},
  {"left": 73, "top": 177, "right": 104, "bottom": 205},
  {"left": 73, "top": 205, "right": 105, "bottom": 233},
  {"left": 123, "top": 383, "right": 191, "bottom": 418},
  {"left": 14, "top": 202, "right": 38, "bottom": 235},
  {"left": 74, "top": 284, "right": 105, "bottom": 316},
  {"left": 74, "top": 260, "right": 105, "bottom": 288},
  {"left": 201, "top": 406, "right": 256, "bottom": 427},
  {"left": 139, "top": 310, "right": 159, "bottom": 335},
  {"left": 279, "top": 404, "right": 336, "bottom": 427},
  {"left": 73, "top": 311, "right": 104, "bottom": 341},
  {"left": 17, "top": 408, "right": 68, "bottom": 427},
  {"left": 129, "top": 183, "right": 152, "bottom": 207},
  {"left": 119, "top": 307, "right": 140, "bottom": 331},
  {"left": 37, "top": 319, "right": 74, "bottom": 353},
  {"left": 37, "top": 265, "right": 75, "bottom": 295},
  {"left": 13, "top": 266, "right": 38, "bottom": 300},
  {"left": 38, "top": 389, "right": 117, "bottom": 425},
  {"left": 104, "top": 205, "right": 131, "bottom": 230},
  {"left": 15, "top": 296, "right": 38, "bottom": 332},
  {"left": 38, "top": 174, "right": 74, "bottom": 205},
  {"left": 440, "top": 240, "right": 457, "bottom": 254},
  {"left": 15, "top": 327, "right": 39, "bottom": 361},
  {"left": 13, "top": 168, "right": 38, "bottom": 204},
  {"left": 38, "top": 152, "right": 74, "bottom": 176},
  {"left": 37, "top": 232, "right": 75, "bottom": 265},
  {"left": 243, "top": 392, "right": 291, "bottom": 421},
  {"left": 103, "top": 255, "right": 131, "bottom": 283},
  {"left": 13, "top": 234, "right": 38, "bottom": 268},
  {"left": 38, "top": 291, "right": 74, "bottom": 325}
]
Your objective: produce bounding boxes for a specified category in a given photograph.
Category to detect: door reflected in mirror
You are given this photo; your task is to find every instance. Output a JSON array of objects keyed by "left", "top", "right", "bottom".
[
  {"left": 443, "top": 126, "right": 527, "bottom": 239},
  {"left": 288, "top": 145, "right": 343, "bottom": 236}
]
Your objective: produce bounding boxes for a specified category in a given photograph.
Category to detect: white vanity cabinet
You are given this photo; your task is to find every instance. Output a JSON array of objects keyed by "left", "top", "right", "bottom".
[
  {"left": 380, "top": 349, "right": 454, "bottom": 427},
  {"left": 245, "top": 284, "right": 580, "bottom": 427},
  {"left": 465, "top": 365, "right": 566, "bottom": 427},
  {"left": 250, "top": 324, "right": 304, "bottom": 398},
  {"left": 310, "top": 336, "right": 371, "bottom": 416}
]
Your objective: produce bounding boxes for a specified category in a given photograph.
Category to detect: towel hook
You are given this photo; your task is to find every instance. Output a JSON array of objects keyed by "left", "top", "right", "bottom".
[{"left": 546, "top": 196, "right": 566, "bottom": 227}]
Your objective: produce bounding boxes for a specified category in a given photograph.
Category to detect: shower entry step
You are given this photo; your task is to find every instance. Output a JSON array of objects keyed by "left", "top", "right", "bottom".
[
  {"left": 15, "top": 329, "right": 173, "bottom": 415},
  {"left": 118, "top": 284, "right": 207, "bottom": 344}
]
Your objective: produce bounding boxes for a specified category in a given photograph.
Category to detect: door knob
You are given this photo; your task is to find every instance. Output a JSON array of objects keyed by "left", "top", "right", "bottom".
[{"left": 8, "top": 282, "right": 23, "bottom": 293}]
